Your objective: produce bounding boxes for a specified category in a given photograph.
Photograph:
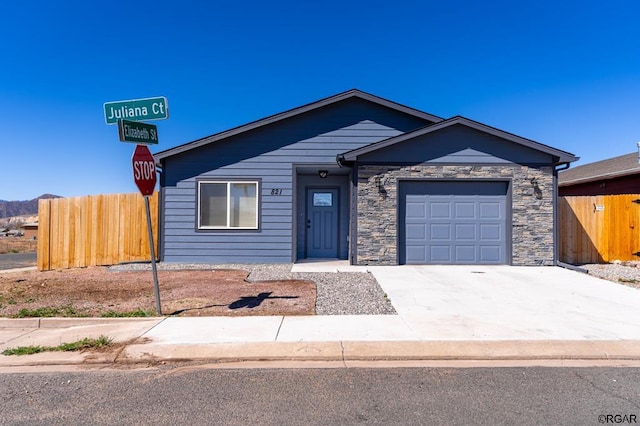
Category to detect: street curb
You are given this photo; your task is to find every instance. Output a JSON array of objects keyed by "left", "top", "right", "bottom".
[
  {"left": 0, "top": 318, "right": 41, "bottom": 328},
  {"left": 0, "top": 317, "right": 163, "bottom": 329},
  {"left": 3, "top": 340, "right": 640, "bottom": 368},
  {"left": 117, "top": 340, "right": 640, "bottom": 364},
  {"left": 340, "top": 340, "right": 640, "bottom": 361},
  {"left": 0, "top": 267, "right": 37, "bottom": 274},
  {"left": 39, "top": 317, "right": 163, "bottom": 328}
]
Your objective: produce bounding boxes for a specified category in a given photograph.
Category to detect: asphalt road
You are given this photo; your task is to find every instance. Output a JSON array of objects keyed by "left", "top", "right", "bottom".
[
  {"left": 1, "top": 366, "right": 638, "bottom": 425},
  {"left": 0, "top": 252, "right": 36, "bottom": 270}
]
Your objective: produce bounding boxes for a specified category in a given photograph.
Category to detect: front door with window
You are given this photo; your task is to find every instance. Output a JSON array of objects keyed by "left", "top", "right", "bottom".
[{"left": 306, "top": 188, "right": 339, "bottom": 258}]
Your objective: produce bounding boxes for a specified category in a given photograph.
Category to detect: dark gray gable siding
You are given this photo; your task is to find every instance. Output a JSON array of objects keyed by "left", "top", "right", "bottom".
[
  {"left": 355, "top": 124, "right": 555, "bottom": 165},
  {"left": 340, "top": 117, "right": 577, "bottom": 165},
  {"left": 160, "top": 98, "right": 431, "bottom": 264}
]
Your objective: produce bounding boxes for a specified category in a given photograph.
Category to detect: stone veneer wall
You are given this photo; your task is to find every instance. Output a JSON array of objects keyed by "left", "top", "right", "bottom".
[{"left": 355, "top": 164, "right": 555, "bottom": 266}]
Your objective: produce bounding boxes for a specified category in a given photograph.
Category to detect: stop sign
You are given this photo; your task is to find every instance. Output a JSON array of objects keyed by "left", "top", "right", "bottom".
[{"left": 132, "top": 144, "right": 157, "bottom": 196}]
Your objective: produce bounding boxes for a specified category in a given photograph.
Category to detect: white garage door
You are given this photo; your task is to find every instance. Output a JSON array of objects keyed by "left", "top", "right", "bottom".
[{"left": 399, "top": 181, "right": 508, "bottom": 265}]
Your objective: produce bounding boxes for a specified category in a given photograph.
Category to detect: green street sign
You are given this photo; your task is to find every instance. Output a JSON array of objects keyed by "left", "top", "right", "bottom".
[
  {"left": 118, "top": 119, "right": 159, "bottom": 144},
  {"left": 104, "top": 96, "right": 168, "bottom": 124}
]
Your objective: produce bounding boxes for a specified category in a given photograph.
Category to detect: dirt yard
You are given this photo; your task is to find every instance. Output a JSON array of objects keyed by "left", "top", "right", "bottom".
[{"left": 0, "top": 267, "right": 316, "bottom": 317}]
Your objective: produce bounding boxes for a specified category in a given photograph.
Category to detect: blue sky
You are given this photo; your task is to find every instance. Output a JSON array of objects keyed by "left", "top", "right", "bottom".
[{"left": 1, "top": 0, "right": 638, "bottom": 200}]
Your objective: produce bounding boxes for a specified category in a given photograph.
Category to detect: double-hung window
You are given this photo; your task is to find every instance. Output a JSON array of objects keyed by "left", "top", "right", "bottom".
[{"left": 198, "top": 180, "right": 259, "bottom": 229}]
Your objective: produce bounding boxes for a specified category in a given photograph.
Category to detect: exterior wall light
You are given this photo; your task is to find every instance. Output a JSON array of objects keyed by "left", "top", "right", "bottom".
[
  {"left": 375, "top": 176, "right": 383, "bottom": 191},
  {"left": 531, "top": 177, "right": 543, "bottom": 200},
  {"left": 318, "top": 170, "right": 328, "bottom": 178}
]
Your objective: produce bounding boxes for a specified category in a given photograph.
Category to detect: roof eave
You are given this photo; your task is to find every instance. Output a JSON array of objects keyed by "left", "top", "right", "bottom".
[{"left": 559, "top": 168, "right": 640, "bottom": 186}]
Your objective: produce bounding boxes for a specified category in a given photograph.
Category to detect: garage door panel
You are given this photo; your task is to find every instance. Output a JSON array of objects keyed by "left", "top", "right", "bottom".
[
  {"left": 430, "top": 246, "right": 452, "bottom": 262},
  {"left": 455, "top": 202, "right": 476, "bottom": 219},
  {"left": 455, "top": 246, "right": 476, "bottom": 262},
  {"left": 430, "top": 223, "right": 451, "bottom": 240},
  {"left": 406, "top": 224, "right": 427, "bottom": 240},
  {"left": 406, "top": 202, "right": 426, "bottom": 219},
  {"left": 400, "top": 181, "right": 507, "bottom": 265},
  {"left": 480, "top": 223, "right": 501, "bottom": 240},
  {"left": 480, "top": 246, "right": 501, "bottom": 262},
  {"left": 455, "top": 224, "right": 476, "bottom": 240},
  {"left": 430, "top": 203, "right": 451, "bottom": 219},
  {"left": 406, "top": 246, "right": 427, "bottom": 263},
  {"left": 479, "top": 202, "right": 502, "bottom": 219}
]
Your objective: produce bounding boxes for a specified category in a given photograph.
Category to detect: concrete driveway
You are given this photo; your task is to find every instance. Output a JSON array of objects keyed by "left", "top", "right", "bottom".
[{"left": 368, "top": 265, "right": 640, "bottom": 341}]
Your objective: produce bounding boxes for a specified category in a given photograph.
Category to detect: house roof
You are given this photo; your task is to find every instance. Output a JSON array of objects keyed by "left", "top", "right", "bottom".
[
  {"left": 338, "top": 116, "right": 578, "bottom": 164},
  {"left": 154, "top": 89, "right": 443, "bottom": 161},
  {"left": 558, "top": 152, "right": 640, "bottom": 186}
]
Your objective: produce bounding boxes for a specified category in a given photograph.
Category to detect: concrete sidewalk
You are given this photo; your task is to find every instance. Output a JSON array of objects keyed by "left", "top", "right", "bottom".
[{"left": 1, "top": 265, "right": 640, "bottom": 367}]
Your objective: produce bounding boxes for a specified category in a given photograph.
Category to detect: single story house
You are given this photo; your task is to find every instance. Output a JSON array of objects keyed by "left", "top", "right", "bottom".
[
  {"left": 21, "top": 222, "right": 38, "bottom": 240},
  {"left": 154, "top": 89, "right": 577, "bottom": 266},
  {"left": 558, "top": 152, "right": 640, "bottom": 196}
]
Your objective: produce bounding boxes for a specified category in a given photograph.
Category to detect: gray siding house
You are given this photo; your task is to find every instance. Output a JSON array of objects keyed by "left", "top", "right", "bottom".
[{"left": 155, "top": 90, "right": 577, "bottom": 266}]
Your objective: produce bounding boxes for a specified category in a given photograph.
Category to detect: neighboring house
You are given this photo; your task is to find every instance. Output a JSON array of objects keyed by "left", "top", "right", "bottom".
[
  {"left": 155, "top": 89, "right": 577, "bottom": 266},
  {"left": 21, "top": 222, "right": 38, "bottom": 240},
  {"left": 558, "top": 152, "right": 640, "bottom": 196}
]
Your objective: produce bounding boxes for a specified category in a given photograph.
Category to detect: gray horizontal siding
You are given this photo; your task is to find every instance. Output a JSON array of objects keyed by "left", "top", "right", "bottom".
[
  {"left": 163, "top": 255, "right": 291, "bottom": 264},
  {"left": 161, "top": 103, "right": 429, "bottom": 264},
  {"left": 166, "top": 227, "right": 291, "bottom": 240},
  {"left": 166, "top": 240, "right": 292, "bottom": 249}
]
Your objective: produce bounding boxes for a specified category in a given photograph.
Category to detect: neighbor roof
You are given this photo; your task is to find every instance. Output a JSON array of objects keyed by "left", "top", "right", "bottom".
[
  {"left": 154, "top": 89, "right": 443, "bottom": 161},
  {"left": 338, "top": 116, "right": 578, "bottom": 164},
  {"left": 558, "top": 152, "right": 640, "bottom": 186}
]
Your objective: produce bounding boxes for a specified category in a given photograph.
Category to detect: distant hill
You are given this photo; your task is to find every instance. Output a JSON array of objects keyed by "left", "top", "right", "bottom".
[{"left": 0, "top": 194, "right": 62, "bottom": 218}]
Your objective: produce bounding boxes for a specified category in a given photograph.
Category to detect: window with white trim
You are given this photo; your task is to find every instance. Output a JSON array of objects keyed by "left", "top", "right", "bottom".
[{"left": 198, "top": 181, "right": 259, "bottom": 229}]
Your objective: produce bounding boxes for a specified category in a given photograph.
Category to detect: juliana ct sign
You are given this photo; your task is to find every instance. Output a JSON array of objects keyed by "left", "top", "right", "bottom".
[{"left": 103, "top": 96, "right": 169, "bottom": 124}]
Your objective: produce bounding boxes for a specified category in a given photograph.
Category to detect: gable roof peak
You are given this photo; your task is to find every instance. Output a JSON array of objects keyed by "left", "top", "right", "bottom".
[
  {"left": 155, "top": 90, "right": 442, "bottom": 161},
  {"left": 339, "top": 114, "right": 578, "bottom": 164}
]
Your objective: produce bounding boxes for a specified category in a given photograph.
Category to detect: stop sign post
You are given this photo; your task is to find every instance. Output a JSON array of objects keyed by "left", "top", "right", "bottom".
[{"left": 131, "top": 144, "right": 161, "bottom": 314}]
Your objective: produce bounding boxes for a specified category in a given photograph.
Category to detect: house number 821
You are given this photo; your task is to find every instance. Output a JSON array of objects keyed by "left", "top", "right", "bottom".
[{"left": 271, "top": 188, "right": 283, "bottom": 195}]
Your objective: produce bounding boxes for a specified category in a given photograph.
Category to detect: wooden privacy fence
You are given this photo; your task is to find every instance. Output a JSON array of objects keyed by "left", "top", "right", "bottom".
[
  {"left": 559, "top": 194, "right": 640, "bottom": 264},
  {"left": 38, "top": 192, "right": 159, "bottom": 271}
]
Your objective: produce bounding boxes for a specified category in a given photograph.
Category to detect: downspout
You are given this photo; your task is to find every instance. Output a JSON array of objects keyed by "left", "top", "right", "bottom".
[
  {"left": 554, "top": 161, "right": 571, "bottom": 267},
  {"left": 155, "top": 158, "right": 164, "bottom": 263}
]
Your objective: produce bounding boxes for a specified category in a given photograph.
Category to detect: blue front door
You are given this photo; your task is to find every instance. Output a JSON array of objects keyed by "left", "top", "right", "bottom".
[{"left": 306, "top": 188, "right": 339, "bottom": 258}]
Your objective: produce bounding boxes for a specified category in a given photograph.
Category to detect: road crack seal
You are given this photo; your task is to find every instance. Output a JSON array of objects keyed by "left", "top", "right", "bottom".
[{"left": 573, "top": 371, "right": 640, "bottom": 410}]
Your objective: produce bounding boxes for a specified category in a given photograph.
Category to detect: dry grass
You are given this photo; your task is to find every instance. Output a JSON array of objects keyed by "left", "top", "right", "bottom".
[{"left": 0, "top": 238, "right": 37, "bottom": 254}]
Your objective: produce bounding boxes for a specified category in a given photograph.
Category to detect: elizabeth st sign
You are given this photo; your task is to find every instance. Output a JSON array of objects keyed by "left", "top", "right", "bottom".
[{"left": 118, "top": 119, "right": 158, "bottom": 144}]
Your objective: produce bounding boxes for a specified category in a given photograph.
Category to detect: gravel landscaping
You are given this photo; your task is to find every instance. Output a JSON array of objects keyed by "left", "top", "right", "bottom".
[
  {"left": 109, "top": 263, "right": 397, "bottom": 316},
  {"left": 578, "top": 262, "right": 640, "bottom": 289}
]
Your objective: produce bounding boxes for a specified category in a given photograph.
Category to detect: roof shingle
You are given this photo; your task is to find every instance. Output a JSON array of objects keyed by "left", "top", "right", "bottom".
[{"left": 558, "top": 152, "right": 640, "bottom": 186}]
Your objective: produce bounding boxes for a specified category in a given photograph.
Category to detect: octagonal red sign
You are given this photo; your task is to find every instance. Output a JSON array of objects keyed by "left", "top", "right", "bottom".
[{"left": 131, "top": 144, "right": 157, "bottom": 196}]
